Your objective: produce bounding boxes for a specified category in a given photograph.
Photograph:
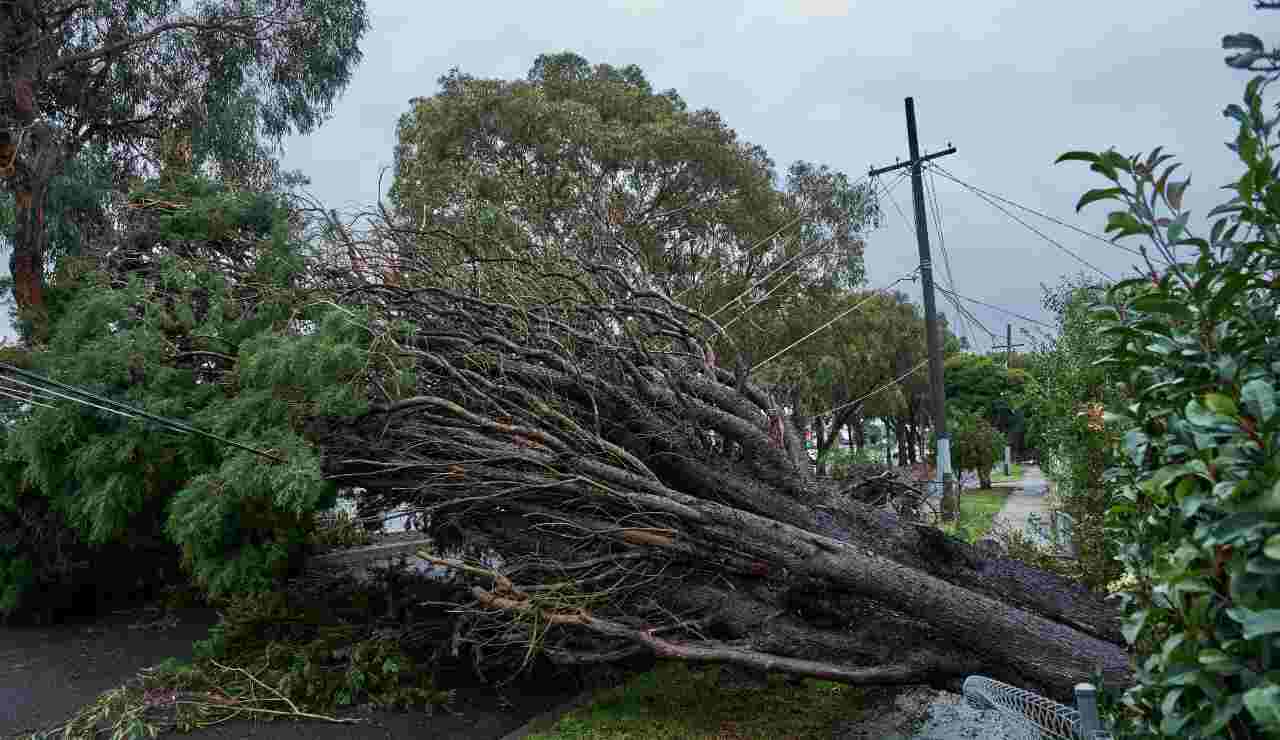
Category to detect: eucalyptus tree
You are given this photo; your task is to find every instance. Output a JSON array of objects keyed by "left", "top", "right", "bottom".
[
  {"left": 0, "top": 0, "right": 370, "bottom": 336},
  {"left": 388, "top": 53, "right": 877, "bottom": 360}
]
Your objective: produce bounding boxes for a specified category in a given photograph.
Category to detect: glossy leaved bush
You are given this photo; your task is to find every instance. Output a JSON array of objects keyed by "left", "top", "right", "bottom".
[{"left": 1059, "top": 74, "right": 1280, "bottom": 737}]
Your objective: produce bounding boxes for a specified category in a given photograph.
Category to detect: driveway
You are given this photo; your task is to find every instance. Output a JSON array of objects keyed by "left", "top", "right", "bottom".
[{"left": 990, "top": 466, "right": 1055, "bottom": 547}]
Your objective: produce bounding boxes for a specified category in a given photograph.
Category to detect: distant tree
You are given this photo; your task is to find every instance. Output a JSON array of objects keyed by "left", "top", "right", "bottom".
[
  {"left": 944, "top": 352, "right": 1028, "bottom": 455},
  {"left": 947, "top": 409, "right": 1006, "bottom": 490},
  {"left": 388, "top": 52, "right": 876, "bottom": 343}
]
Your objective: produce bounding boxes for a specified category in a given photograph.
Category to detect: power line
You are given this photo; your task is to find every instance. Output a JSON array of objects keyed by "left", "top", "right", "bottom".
[
  {"left": 923, "top": 163, "right": 1115, "bottom": 280},
  {"left": 931, "top": 286, "right": 1056, "bottom": 330},
  {"left": 874, "top": 172, "right": 914, "bottom": 233},
  {"left": 0, "top": 362, "right": 286, "bottom": 463},
  {"left": 924, "top": 168, "right": 978, "bottom": 350},
  {"left": 810, "top": 358, "right": 929, "bottom": 421},
  {"left": 706, "top": 233, "right": 808, "bottom": 320},
  {"left": 674, "top": 213, "right": 805, "bottom": 301},
  {"left": 928, "top": 163, "right": 1154, "bottom": 262},
  {"left": 720, "top": 270, "right": 799, "bottom": 330},
  {"left": 0, "top": 385, "right": 56, "bottom": 409},
  {"left": 676, "top": 172, "right": 873, "bottom": 302},
  {"left": 752, "top": 269, "right": 919, "bottom": 372}
]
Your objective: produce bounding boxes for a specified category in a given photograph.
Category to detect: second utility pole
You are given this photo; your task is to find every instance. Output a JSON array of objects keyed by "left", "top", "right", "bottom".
[
  {"left": 870, "top": 97, "right": 957, "bottom": 519},
  {"left": 993, "top": 323, "right": 1025, "bottom": 475}
]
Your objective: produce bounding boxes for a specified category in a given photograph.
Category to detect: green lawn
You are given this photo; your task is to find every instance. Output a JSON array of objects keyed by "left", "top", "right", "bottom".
[
  {"left": 989, "top": 463, "right": 1024, "bottom": 483},
  {"left": 940, "top": 487, "right": 1011, "bottom": 543},
  {"left": 524, "top": 662, "right": 866, "bottom": 740}
]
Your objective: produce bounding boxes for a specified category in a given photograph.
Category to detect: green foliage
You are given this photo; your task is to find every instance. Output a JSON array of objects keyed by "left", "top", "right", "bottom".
[
  {"left": 37, "top": 586, "right": 452, "bottom": 740},
  {"left": 307, "top": 510, "right": 373, "bottom": 548},
  {"left": 945, "top": 353, "right": 1028, "bottom": 447},
  {"left": 1016, "top": 280, "right": 1127, "bottom": 594},
  {"left": 816, "top": 445, "right": 880, "bottom": 480},
  {"left": 945, "top": 409, "right": 1007, "bottom": 490},
  {"left": 191, "top": 591, "right": 450, "bottom": 714},
  {"left": 1056, "top": 72, "right": 1280, "bottom": 738},
  {"left": 0, "top": 173, "right": 378, "bottom": 617},
  {"left": 940, "top": 488, "right": 1011, "bottom": 544},
  {"left": 390, "top": 54, "right": 876, "bottom": 367}
]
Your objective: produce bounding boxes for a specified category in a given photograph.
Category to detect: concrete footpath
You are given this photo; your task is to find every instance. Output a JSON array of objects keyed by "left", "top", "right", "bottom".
[{"left": 990, "top": 466, "right": 1054, "bottom": 546}]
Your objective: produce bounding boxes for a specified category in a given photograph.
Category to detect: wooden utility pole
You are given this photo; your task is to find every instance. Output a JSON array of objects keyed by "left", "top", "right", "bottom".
[
  {"left": 870, "top": 97, "right": 958, "bottom": 518},
  {"left": 992, "top": 323, "right": 1025, "bottom": 369},
  {"left": 992, "top": 323, "right": 1025, "bottom": 474}
]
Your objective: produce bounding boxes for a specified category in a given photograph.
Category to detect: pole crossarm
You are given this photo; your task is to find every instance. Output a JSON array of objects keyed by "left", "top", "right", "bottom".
[{"left": 869, "top": 146, "right": 957, "bottom": 177}]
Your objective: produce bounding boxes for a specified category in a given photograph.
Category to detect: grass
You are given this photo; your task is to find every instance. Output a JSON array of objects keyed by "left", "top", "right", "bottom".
[
  {"left": 940, "top": 487, "right": 1011, "bottom": 543},
  {"left": 988, "top": 463, "right": 1025, "bottom": 483},
  {"left": 524, "top": 661, "right": 866, "bottom": 740}
]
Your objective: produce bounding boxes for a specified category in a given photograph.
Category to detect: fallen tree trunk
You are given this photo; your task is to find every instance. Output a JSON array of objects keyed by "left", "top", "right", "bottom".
[{"left": 303, "top": 257, "right": 1131, "bottom": 704}]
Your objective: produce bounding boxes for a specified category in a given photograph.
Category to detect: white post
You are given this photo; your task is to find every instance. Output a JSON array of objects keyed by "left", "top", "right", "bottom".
[
  {"left": 1075, "top": 683, "right": 1102, "bottom": 736},
  {"left": 1004, "top": 445, "right": 1012, "bottom": 475}
]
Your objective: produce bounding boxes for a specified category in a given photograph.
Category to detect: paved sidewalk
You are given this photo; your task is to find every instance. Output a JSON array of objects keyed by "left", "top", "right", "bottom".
[{"left": 990, "top": 466, "right": 1054, "bottom": 546}]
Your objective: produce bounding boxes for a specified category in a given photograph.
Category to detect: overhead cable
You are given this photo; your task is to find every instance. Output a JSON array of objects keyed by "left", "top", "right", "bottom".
[
  {"left": 752, "top": 270, "right": 918, "bottom": 372},
  {"left": 927, "top": 163, "right": 1154, "bottom": 261},
  {"left": 809, "top": 358, "right": 930, "bottom": 421},
  {"left": 0, "top": 362, "right": 286, "bottom": 463},
  {"left": 922, "top": 164, "right": 1114, "bottom": 280},
  {"left": 931, "top": 286, "right": 1056, "bottom": 330}
]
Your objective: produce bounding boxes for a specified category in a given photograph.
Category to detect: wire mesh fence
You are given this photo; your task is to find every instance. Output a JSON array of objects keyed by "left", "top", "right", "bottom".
[{"left": 962, "top": 675, "right": 1113, "bottom": 740}]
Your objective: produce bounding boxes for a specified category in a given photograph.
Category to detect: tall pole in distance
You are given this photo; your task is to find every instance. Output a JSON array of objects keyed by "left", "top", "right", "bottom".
[
  {"left": 993, "top": 323, "right": 1025, "bottom": 474},
  {"left": 870, "top": 97, "right": 957, "bottom": 519}
]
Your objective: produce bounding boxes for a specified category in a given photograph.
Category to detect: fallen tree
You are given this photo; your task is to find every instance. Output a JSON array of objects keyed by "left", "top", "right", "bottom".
[{"left": 300, "top": 247, "right": 1131, "bottom": 705}]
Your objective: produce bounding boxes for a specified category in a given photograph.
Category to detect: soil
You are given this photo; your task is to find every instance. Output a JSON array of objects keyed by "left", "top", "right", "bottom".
[{"left": 0, "top": 602, "right": 588, "bottom": 740}]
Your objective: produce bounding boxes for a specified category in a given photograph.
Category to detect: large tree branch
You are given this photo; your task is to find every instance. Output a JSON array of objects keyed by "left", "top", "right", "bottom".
[{"left": 46, "top": 14, "right": 285, "bottom": 74}]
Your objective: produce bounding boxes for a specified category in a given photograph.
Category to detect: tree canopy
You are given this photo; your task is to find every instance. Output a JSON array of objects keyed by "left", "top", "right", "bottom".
[
  {"left": 0, "top": 0, "right": 370, "bottom": 332},
  {"left": 388, "top": 53, "right": 876, "bottom": 353}
]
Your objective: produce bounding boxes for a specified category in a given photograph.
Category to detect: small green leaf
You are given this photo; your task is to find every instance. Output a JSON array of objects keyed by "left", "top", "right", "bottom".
[
  {"left": 1131, "top": 295, "right": 1193, "bottom": 321},
  {"left": 1099, "top": 149, "right": 1132, "bottom": 173},
  {"left": 1075, "top": 187, "right": 1126, "bottom": 213},
  {"left": 1242, "top": 378, "right": 1276, "bottom": 423},
  {"left": 1056, "top": 151, "right": 1100, "bottom": 165},
  {"left": 1208, "top": 512, "right": 1270, "bottom": 543},
  {"left": 1161, "top": 686, "right": 1184, "bottom": 718},
  {"left": 1122, "top": 608, "right": 1149, "bottom": 644},
  {"left": 1155, "top": 162, "right": 1181, "bottom": 197},
  {"left": 1265, "top": 533, "right": 1280, "bottom": 560},
  {"left": 1198, "top": 649, "right": 1237, "bottom": 674},
  {"left": 1209, "top": 273, "right": 1254, "bottom": 317},
  {"left": 1203, "top": 393, "right": 1239, "bottom": 417},
  {"left": 1224, "top": 103, "right": 1250, "bottom": 125},
  {"left": 1244, "top": 684, "right": 1280, "bottom": 729},
  {"left": 1226, "top": 608, "right": 1280, "bottom": 639},
  {"left": 1105, "top": 211, "right": 1151, "bottom": 239},
  {"left": 1167, "top": 179, "right": 1190, "bottom": 211},
  {"left": 1166, "top": 211, "right": 1191, "bottom": 243},
  {"left": 1223, "top": 33, "right": 1266, "bottom": 53}
]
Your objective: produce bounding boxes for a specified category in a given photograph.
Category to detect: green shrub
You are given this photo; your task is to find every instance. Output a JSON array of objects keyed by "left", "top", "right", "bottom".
[
  {"left": 1058, "top": 73, "right": 1280, "bottom": 738},
  {"left": 1018, "top": 282, "right": 1128, "bottom": 594},
  {"left": 817, "top": 446, "right": 880, "bottom": 480},
  {"left": 0, "top": 173, "right": 390, "bottom": 617}
]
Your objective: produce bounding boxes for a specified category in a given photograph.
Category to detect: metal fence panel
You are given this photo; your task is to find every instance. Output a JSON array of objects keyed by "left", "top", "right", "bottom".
[{"left": 962, "top": 675, "right": 1113, "bottom": 740}]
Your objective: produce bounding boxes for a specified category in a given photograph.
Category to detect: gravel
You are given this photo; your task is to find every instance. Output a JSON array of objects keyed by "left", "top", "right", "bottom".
[
  {"left": 911, "top": 691, "right": 1035, "bottom": 739},
  {"left": 832, "top": 686, "right": 1037, "bottom": 740}
]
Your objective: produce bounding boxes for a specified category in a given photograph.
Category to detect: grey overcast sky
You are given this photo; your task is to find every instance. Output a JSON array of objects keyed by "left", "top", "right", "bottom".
[{"left": 1, "top": 1, "right": 1269, "bottom": 347}]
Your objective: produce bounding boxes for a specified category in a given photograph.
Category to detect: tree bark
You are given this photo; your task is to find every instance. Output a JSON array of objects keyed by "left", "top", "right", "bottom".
[{"left": 301, "top": 259, "right": 1132, "bottom": 706}]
